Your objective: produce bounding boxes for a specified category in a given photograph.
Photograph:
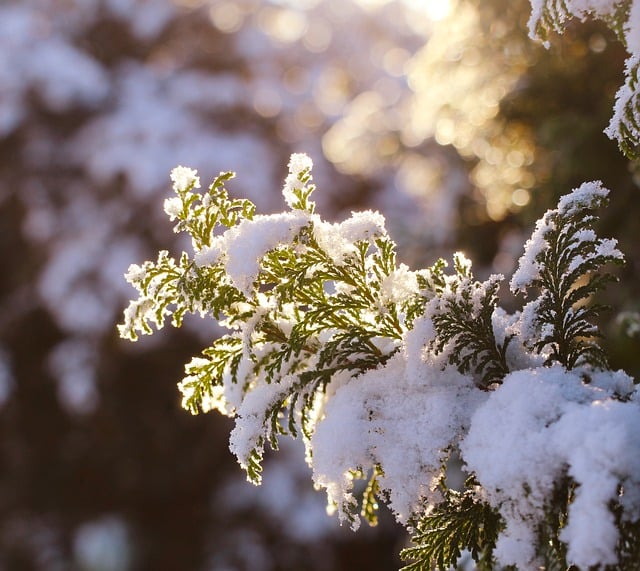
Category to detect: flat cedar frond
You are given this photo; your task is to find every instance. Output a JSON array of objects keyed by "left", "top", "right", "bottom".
[
  {"left": 343, "top": 466, "right": 385, "bottom": 528},
  {"left": 511, "top": 181, "right": 624, "bottom": 369},
  {"left": 528, "top": 0, "right": 638, "bottom": 157},
  {"left": 529, "top": 0, "right": 571, "bottom": 42},
  {"left": 530, "top": 0, "right": 631, "bottom": 44},
  {"left": 172, "top": 170, "right": 256, "bottom": 249},
  {"left": 121, "top": 157, "right": 417, "bottom": 483},
  {"left": 608, "top": 55, "right": 640, "bottom": 159},
  {"left": 537, "top": 476, "right": 574, "bottom": 571},
  {"left": 404, "top": 259, "right": 449, "bottom": 328},
  {"left": 429, "top": 255, "right": 510, "bottom": 388},
  {"left": 400, "top": 479, "right": 501, "bottom": 571},
  {"left": 615, "top": 515, "right": 640, "bottom": 569},
  {"left": 178, "top": 336, "right": 243, "bottom": 414},
  {"left": 246, "top": 443, "right": 264, "bottom": 485},
  {"left": 360, "top": 465, "right": 383, "bottom": 527},
  {"left": 602, "top": 1, "right": 633, "bottom": 43}
]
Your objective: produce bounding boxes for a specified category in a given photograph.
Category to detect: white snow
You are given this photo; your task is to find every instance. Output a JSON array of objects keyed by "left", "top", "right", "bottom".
[
  {"left": 313, "top": 210, "right": 387, "bottom": 263},
  {"left": 557, "top": 180, "right": 608, "bottom": 215},
  {"left": 170, "top": 166, "right": 201, "bottom": 193},
  {"left": 195, "top": 211, "right": 311, "bottom": 296},
  {"left": 5, "top": 0, "right": 640, "bottom": 566},
  {"left": 379, "top": 263, "right": 419, "bottom": 306},
  {"left": 528, "top": 0, "right": 623, "bottom": 38},
  {"left": 461, "top": 365, "right": 640, "bottom": 569},
  {"left": 173, "top": 167, "right": 640, "bottom": 568},
  {"left": 311, "top": 350, "right": 486, "bottom": 528},
  {"left": 229, "top": 373, "right": 297, "bottom": 479},
  {"left": 510, "top": 181, "right": 617, "bottom": 293},
  {"left": 607, "top": 63, "right": 640, "bottom": 146},
  {"left": 282, "top": 153, "right": 314, "bottom": 209}
]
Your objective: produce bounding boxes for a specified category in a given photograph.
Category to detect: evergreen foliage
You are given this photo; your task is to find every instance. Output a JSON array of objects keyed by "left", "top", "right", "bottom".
[
  {"left": 119, "top": 2, "right": 640, "bottom": 569},
  {"left": 529, "top": 0, "right": 632, "bottom": 43},
  {"left": 428, "top": 255, "right": 510, "bottom": 389},
  {"left": 121, "top": 158, "right": 410, "bottom": 485},
  {"left": 510, "top": 181, "right": 624, "bottom": 369},
  {"left": 613, "top": 55, "right": 640, "bottom": 159},
  {"left": 120, "top": 155, "right": 636, "bottom": 569},
  {"left": 400, "top": 478, "right": 501, "bottom": 571}
]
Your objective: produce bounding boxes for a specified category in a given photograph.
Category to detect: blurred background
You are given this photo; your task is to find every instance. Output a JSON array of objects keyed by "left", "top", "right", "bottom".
[{"left": 1, "top": 0, "right": 639, "bottom": 569}]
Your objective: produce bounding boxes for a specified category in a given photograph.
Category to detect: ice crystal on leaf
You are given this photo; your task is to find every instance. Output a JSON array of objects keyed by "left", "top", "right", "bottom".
[{"left": 169, "top": 165, "right": 200, "bottom": 193}]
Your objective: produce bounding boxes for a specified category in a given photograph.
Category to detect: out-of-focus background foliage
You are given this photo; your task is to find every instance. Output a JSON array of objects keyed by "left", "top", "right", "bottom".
[{"left": 0, "top": 0, "right": 638, "bottom": 569}]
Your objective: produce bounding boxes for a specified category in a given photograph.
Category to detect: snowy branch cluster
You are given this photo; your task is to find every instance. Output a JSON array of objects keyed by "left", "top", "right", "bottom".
[
  {"left": 117, "top": 1, "right": 640, "bottom": 570},
  {"left": 121, "top": 155, "right": 638, "bottom": 569}
]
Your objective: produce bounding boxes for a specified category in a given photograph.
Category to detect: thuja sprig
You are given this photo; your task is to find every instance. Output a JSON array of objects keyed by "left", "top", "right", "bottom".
[
  {"left": 118, "top": 167, "right": 257, "bottom": 342},
  {"left": 119, "top": 156, "right": 632, "bottom": 569},
  {"left": 610, "top": 55, "right": 640, "bottom": 160},
  {"left": 614, "top": 500, "right": 640, "bottom": 567},
  {"left": 400, "top": 476, "right": 501, "bottom": 571},
  {"left": 427, "top": 253, "right": 511, "bottom": 389},
  {"left": 510, "top": 181, "right": 624, "bottom": 369},
  {"left": 346, "top": 465, "right": 385, "bottom": 528},
  {"left": 529, "top": 0, "right": 632, "bottom": 45},
  {"left": 222, "top": 222, "right": 412, "bottom": 476},
  {"left": 528, "top": 0, "right": 640, "bottom": 158},
  {"left": 165, "top": 167, "right": 256, "bottom": 248},
  {"left": 121, "top": 156, "right": 427, "bottom": 484}
]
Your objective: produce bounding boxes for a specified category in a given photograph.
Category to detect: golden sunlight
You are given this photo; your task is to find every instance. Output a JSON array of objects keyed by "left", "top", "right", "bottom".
[
  {"left": 404, "top": 0, "right": 453, "bottom": 21},
  {"left": 356, "top": 0, "right": 453, "bottom": 21}
]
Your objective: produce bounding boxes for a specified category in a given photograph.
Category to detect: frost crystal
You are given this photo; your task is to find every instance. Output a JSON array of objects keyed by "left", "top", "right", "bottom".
[
  {"left": 282, "top": 152, "right": 313, "bottom": 209},
  {"left": 170, "top": 165, "right": 200, "bottom": 192}
]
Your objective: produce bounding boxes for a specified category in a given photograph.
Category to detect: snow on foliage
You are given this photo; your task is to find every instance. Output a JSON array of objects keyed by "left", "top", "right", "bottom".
[
  {"left": 121, "top": 155, "right": 639, "bottom": 569},
  {"left": 528, "top": 0, "right": 640, "bottom": 156},
  {"left": 311, "top": 351, "right": 484, "bottom": 529},
  {"left": 7, "top": 0, "right": 639, "bottom": 567},
  {"left": 462, "top": 365, "right": 639, "bottom": 568}
]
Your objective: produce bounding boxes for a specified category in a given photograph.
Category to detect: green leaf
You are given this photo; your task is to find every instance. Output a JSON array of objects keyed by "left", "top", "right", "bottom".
[
  {"left": 400, "top": 478, "right": 502, "bottom": 571},
  {"left": 514, "top": 184, "right": 623, "bottom": 369},
  {"left": 429, "top": 257, "right": 510, "bottom": 388}
]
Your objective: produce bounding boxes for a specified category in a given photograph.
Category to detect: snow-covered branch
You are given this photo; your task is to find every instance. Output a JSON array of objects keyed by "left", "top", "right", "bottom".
[
  {"left": 121, "top": 156, "right": 639, "bottom": 569},
  {"left": 528, "top": 0, "right": 640, "bottom": 156}
]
